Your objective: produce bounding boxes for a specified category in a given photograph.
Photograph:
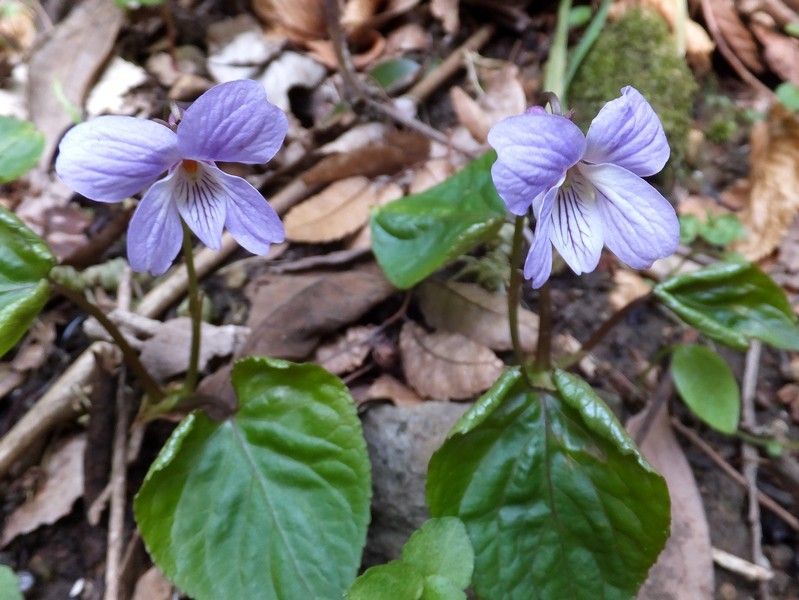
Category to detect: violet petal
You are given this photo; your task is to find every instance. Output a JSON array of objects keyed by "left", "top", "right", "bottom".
[
  {"left": 177, "top": 80, "right": 288, "bottom": 164},
  {"left": 127, "top": 172, "right": 183, "bottom": 275},
  {"left": 548, "top": 172, "right": 604, "bottom": 276},
  {"left": 523, "top": 186, "right": 558, "bottom": 288},
  {"left": 581, "top": 162, "right": 678, "bottom": 268},
  {"left": 55, "top": 116, "right": 178, "bottom": 202},
  {"left": 583, "top": 86, "right": 669, "bottom": 177},
  {"left": 173, "top": 163, "right": 227, "bottom": 251},
  {"left": 488, "top": 112, "right": 586, "bottom": 214},
  {"left": 216, "top": 169, "right": 285, "bottom": 255}
]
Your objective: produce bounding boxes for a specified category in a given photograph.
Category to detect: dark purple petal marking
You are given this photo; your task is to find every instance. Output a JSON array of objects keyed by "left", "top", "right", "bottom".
[
  {"left": 173, "top": 162, "right": 227, "bottom": 250},
  {"left": 548, "top": 172, "right": 604, "bottom": 275},
  {"left": 583, "top": 86, "right": 669, "bottom": 177},
  {"left": 177, "top": 79, "right": 288, "bottom": 164},
  {"left": 55, "top": 116, "right": 178, "bottom": 202}
]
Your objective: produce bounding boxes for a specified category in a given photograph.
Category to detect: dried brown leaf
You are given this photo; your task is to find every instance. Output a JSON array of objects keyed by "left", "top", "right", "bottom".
[
  {"left": 713, "top": 0, "right": 765, "bottom": 72},
  {"left": 28, "top": 0, "right": 124, "bottom": 164},
  {"left": 319, "top": 123, "right": 390, "bottom": 154},
  {"left": 408, "top": 158, "right": 455, "bottom": 194},
  {"left": 385, "top": 23, "right": 431, "bottom": 55},
  {"left": 252, "top": 0, "right": 327, "bottom": 42},
  {"left": 139, "top": 318, "right": 249, "bottom": 382},
  {"left": 365, "top": 374, "right": 422, "bottom": 406},
  {"left": 417, "top": 280, "right": 538, "bottom": 352},
  {"left": 132, "top": 567, "right": 173, "bottom": 600},
  {"left": 627, "top": 406, "right": 714, "bottom": 599},
  {"left": 2, "top": 436, "right": 86, "bottom": 547},
  {"left": 284, "top": 176, "right": 374, "bottom": 242},
  {"left": 399, "top": 321, "right": 503, "bottom": 400},
  {"left": 608, "top": 270, "right": 651, "bottom": 311},
  {"left": 751, "top": 23, "right": 799, "bottom": 84},
  {"left": 734, "top": 104, "right": 799, "bottom": 260},
  {"left": 314, "top": 325, "right": 377, "bottom": 375},
  {"left": 303, "top": 131, "right": 430, "bottom": 185},
  {"left": 431, "top": 0, "right": 460, "bottom": 34},
  {"left": 306, "top": 30, "right": 387, "bottom": 69}
]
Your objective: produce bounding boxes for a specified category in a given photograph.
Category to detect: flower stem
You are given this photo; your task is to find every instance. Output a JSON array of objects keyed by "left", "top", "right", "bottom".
[
  {"left": 181, "top": 221, "right": 202, "bottom": 394},
  {"left": 563, "top": 0, "right": 612, "bottom": 96},
  {"left": 51, "top": 281, "right": 164, "bottom": 401},
  {"left": 534, "top": 281, "right": 553, "bottom": 370},
  {"left": 543, "top": 0, "right": 572, "bottom": 99},
  {"left": 508, "top": 216, "right": 528, "bottom": 371}
]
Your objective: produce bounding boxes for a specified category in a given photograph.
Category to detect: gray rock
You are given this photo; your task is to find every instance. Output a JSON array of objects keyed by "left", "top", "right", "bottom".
[{"left": 361, "top": 401, "right": 470, "bottom": 565}]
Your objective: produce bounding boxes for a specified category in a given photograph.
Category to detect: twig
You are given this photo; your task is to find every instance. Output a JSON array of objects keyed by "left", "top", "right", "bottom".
[
  {"left": 712, "top": 547, "right": 774, "bottom": 582},
  {"left": 671, "top": 418, "right": 799, "bottom": 531},
  {"left": 741, "top": 341, "right": 770, "bottom": 600}
]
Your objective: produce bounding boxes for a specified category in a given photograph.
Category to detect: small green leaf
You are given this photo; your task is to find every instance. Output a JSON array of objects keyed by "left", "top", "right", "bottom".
[
  {"left": 346, "top": 518, "right": 474, "bottom": 600},
  {"left": 369, "top": 58, "right": 421, "bottom": 93},
  {"left": 671, "top": 344, "right": 740, "bottom": 434},
  {"left": 776, "top": 82, "right": 799, "bottom": 112},
  {"left": 654, "top": 261, "right": 799, "bottom": 350},
  {"left": 568, "top": 5, "right": 593, "bottom": 28},
  {"left": 700, "top": 213, "right": 745, "bottom": 247},
  {"left": 114, "top": 0, "right": 164, "bottom": 8},
  {"left": 679, "top": 214, "right": 701, "bottom": 245},
  {"left": 371, "top": 152, "right": 506, "bottom": 289},
  {"left": 134, "top": 357, "right": 372, "bottom": 600},
  {"left": 0, "top": 207, "right": 56, "bottom": 357},
  {"left": 785, "top": 22, "right": 799, "bottom": 37},
  {"left": 0, "top": 117, "right": 44, "bottom": 183},
  {"left": 427, "top": 369, "right": 670, "bottom": 600},
  {"left": 0, "top": 565, "right": 23, "bottom": 600}
]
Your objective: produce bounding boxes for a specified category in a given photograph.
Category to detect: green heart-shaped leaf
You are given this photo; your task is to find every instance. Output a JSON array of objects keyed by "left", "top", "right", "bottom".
[
  {"left": 134, "top": 357, "right": 372, "bottom": 600},
  {"left": 0, "top": 207, "right": 55, "bottom": 357},
  {"left": 654, "top": 261, "right": 799, "bottom": 350},
  {"left": 427, "top": 369, "right": 670, "bottom": 600},
  {"left": 371, "top": 152, "right": 506, "bottom": 289}
]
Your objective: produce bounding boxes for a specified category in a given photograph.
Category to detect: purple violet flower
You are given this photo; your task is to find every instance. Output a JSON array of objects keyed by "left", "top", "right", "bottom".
[
  {"left": 487, "top": 86, "right": 679, "bottom": 288},
  {"left": 55, "top": 79, "right": 288, "bottom": 275}
]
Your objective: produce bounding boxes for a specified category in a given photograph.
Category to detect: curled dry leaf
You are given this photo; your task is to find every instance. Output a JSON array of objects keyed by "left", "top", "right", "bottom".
[
  {"left": 284, "top": 176, "right": 374, "bottom": 243},
  {"left": 206, "top": 15, "right": 283, "bottom": 83},
  {"left": 450, "top": 64, "right": 527, "bottom": 143},
  {"left": 2, "top": 436, "right": 86, "bottom": 547},
  {"left": 258, "top": 50, "right": 327, "bottom": 112},
  {"left": 751, "top": 23, "right": 799, "bottom": 85},
  {"left": 365, "top": 374, "right": 422, "bottom": 406},
  {"left": 734, "top": 103, "right": 799, "bottom": 260},
  {"left": 139, "top": 318, "right": 249, "bottom": 382},
  {"left": 314, "top": 325, "right": 377, "bottom": 375},
  {"left": 608, "top": 270, "right": 651, "bottom": 311},
  {"left": 252, "top": 0, "right": 327, "bottom": 43},
  {"left": 627, "top": 405, "right": 714, "bottom": 600},
  {"left": 399, "top": 321, "right": 503, "bottom": 400},
  {"left": 306, "top": 30, "right": 387, "bottom": 70},
  {"left": 417, "top": 280, "right": 538, "bottom": 352},
  {"left": 712, "top": 0, "right": 765, "bottom": 72}
]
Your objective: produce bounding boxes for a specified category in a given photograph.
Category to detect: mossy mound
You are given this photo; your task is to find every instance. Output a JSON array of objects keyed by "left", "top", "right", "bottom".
[{"left": 569, "top": 8, "right": 697, "bottom": 165}]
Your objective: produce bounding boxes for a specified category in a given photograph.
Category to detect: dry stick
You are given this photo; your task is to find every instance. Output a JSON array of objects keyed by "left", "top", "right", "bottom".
[
  {"left": 700, "top": 0, "right": 773, "bottom": 97},
  {"left": 0, "top": 27, "right": 498, "bottom": 478},
  {"left": 741, "top": 340, "right": 770, "bottom": 600},
  {"left": 104, "top": 267, "right": 132, "bottom": 600},
  {"left": 671, "top": 418, "right": 799, "bottom": 532}
]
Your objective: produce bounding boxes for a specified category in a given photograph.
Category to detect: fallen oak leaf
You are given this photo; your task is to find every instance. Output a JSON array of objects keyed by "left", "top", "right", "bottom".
[
  {"left": 314, "top": 325, "right": 377, "bottom": 375},
  {"left": 399, "top": 321, "right": 503, "bottom": 400},
  {"left": 365, "top": 373, "right": 422, "bottom": 406}
]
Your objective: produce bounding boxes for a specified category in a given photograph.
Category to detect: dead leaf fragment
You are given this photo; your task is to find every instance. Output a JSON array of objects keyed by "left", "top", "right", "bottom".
[
  {"left": 2, "top": 436, "right": 86, "bottom": 547},
  {"left": 314, "top": 325, "right": 377, "bottom": 375},
  {"left": 258, "top": 51, "right": 327, "bottom": 112},
  {"left": 734, "top": 104, "right": 799, "bottom": 260},
  {"left": 132, "top": 567, "right": 172, "bottom": 600},
  {"left": 713, "top": 0, "right": 765, "bottom": 72},
  {"left": 431, "top": 0, "right": 460, "bottom": 34},
  {"left": 627, "top": 405, "right": 714, "bottom": 599},
  {"left": 751, "top": 23, "right": 799, "bottom": 85},
  {"left": 207, "top": 15, "right": 283, "bottom": 83},
  {"left": 365, "top": 374, "right": 422, "bottom": 406},
  {"left": 139, "top": 318, "right": 249, "bottom": 382},
  {"left": 86, "top": 56, "right": 148, "bottom": 117},
  {"left": 417, "top": 280, "right": 538, "bottom": 352},
  {"left": 27, "top": 0, "right": 124, "bottom": 164},
  {"left": 608, "top": 270, "right": 651, "bottom": 311},
  {"left": 284, "top": 176, "right": 374, "bottom": 242},
  {"left": 399, "top": 321, "right": 503, "bottom": 400},
  {"left": 252, "top": 0, "right": 327, "bottom": 42}
]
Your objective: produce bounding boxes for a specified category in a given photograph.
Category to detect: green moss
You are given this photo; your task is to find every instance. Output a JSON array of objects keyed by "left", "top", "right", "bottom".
[{"left": 569, "top": 8, "right": 697, "bottom": 165}]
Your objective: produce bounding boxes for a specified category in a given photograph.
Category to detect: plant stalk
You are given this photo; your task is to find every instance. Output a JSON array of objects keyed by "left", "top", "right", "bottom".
[
  {"left": 182, "top": 222, "right": 202, "bottom": 394},
  {"left": 534, "top": 281, "right": 553, "bottom": 370},
  {"left": 508, "top": 215, "right": 528, "bottom": 371}
]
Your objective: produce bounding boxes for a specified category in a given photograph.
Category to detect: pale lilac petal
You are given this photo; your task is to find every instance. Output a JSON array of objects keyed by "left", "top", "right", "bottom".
[
  {"left": 488, "top": 112, "right": 586, "bottom": 214},
  {"left": 56, "top": 116, "right": 178, "bottom": 202},
  {"left": 523, "top": 186, "right": 558, "bottom": 288},
  {"left": 177, "top": 80, "right": 288, "bottom": 164},
  {"left": 581, "top": 162, "right": 679, "bottom": 269},
  {"left": 173, "top": 163, "right": 227, "bottom": 251},
  {"left": 214, "top": 169, "right": 285, "bottom": 255},
  {"left": 583, "top": 87, "right": 669, "bottom": 177},
  {"left": 127, "top": 172, "right": 183, "bottom": 276},
  {"left": 548, "top": 173, "right": 604, "bottom": 275}
]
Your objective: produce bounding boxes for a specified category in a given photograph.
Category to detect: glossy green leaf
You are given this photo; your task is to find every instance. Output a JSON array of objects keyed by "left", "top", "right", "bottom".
[
  {"left": 0, "top": 116, "right": 44, "bottom": 183},
  {"left": 671, "top": 344, "right": 740, "bottom": 434},
  {"left": 134, "top": 357, "right": 372, "bottom": 600},
  {"left": 371, "top": 152, "right": 506, "bottom": 289},
  {"left": 0, "top": 207, "right": 56, "bottom": 357},
  {"left": 369, "top": 58, "right": 421, "bottom": 93},
  {"left": 654, "top": 261, "right": 799, "bottom": 350},
  {"left": 427, "top": 369, "right": 670, "bottom": 600},
  {"left": 0, "top": 565, "right": 23, "bottom": 600},
  {"left": 346, "top": 518, "right": 474, "bottom": 600}
]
